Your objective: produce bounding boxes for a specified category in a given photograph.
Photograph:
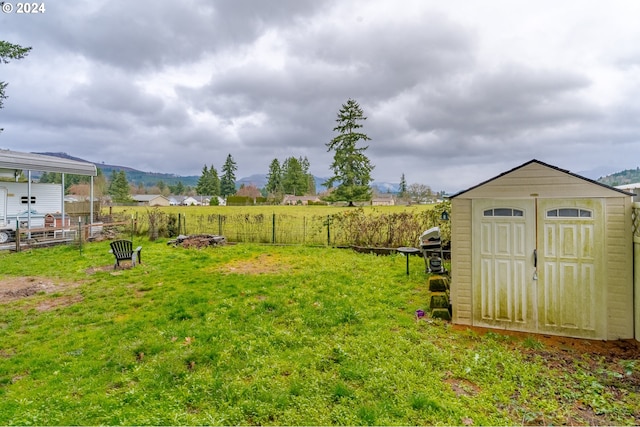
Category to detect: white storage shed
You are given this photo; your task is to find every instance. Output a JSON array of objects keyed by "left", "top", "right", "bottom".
[{"left": 450, "top": 159, "right": 635, "bottom": 340}]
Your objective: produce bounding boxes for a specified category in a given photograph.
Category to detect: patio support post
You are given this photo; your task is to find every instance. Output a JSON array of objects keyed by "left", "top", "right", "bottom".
[
  {"left": 90, "top": 176, "right": 94, "bottom": 237},
  {"left": 27, "top": 170, "right": 32, "bottom": 239},
  {"left": 61, "top": 174, "right": 66, "bottom": 237}
]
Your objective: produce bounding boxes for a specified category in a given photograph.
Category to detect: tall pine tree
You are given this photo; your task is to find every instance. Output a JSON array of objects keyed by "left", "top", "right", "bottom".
[
  {"left": 195, "top": 164, "right": 220, "bottom": 196},
  {"left": 210, "top": 166, "right": 221, "bottom": 196},
  {"left": 282, "top": 157, "right": 307, "bottom": 196},
  {"left": 265, "top": 158, "right": 283, "bottom": 195},
  {"left": 324, "top": 99, "right": 374, "bottom": 205},
  {"left": 300, "top": 156, "right": 316, "bottom": 195},
  {"left": 196, "top": 165, "right": 210, "bottom": 195},
  {"left": 220, "top": 154, "right": 237, "bottom": 197},
  {"left": 108, "top": 170, "right": 131, "bottom": 203},
  {"left": 399, "top": 173, "right": 408, "bottom": 199}
]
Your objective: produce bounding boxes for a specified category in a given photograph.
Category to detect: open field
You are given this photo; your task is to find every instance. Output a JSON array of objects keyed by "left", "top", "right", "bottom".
[
  {"left": 106, "top": 203, "right": 436, "bottom": 216},
  {"left": 103, "top": 204, "right": 449, "bottom": 247},
  {"left": 0, "top": 239, "right": 639, "bottom": 425}
]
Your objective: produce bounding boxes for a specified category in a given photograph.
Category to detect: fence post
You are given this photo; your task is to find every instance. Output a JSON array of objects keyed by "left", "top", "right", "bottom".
[
  {"left": 327, "top": 215, "right": 331, "bottom": 246},
  {"left": 78, "top": 217, "right": 82, "bottom": 255},
  {"left": 218, "top": 214, "right": 222, "bottom": 236},
  {"left": 272, "top": 213, "right": 276, "bottom": 244},
  {"left": 15, "top": 220, "right": 20, "bottom": 253},
  {"left": 635, "top": 235, "right": 640, "bottom": 341}
]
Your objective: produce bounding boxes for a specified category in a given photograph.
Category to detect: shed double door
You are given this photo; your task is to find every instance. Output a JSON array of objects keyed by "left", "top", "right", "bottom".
[{"left": 472, "top": 198, "right": 605, "bottom": 339}]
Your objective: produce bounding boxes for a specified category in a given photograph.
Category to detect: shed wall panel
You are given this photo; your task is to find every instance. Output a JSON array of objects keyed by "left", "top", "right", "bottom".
[
  {"left": 451, "top": 198, "right": 472, "bottom": 324},
  {"left": 605, "top": 197, "right": 634, "bottom": 339}
]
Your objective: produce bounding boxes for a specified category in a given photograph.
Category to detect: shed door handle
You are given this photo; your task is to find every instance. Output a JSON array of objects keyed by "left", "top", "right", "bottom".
[{"left": 533, "top": 249, "right": 537, "bottom": 268}]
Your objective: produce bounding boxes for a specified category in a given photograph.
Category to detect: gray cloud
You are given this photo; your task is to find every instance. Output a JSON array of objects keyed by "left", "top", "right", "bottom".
[{"left": 1, "top": 1, "right": 640, "bottom": 190}]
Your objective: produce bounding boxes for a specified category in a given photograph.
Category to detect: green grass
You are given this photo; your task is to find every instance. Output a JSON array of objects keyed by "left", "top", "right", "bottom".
[{"left": 0, "top": 239, "right": 638, "bottom": 425}]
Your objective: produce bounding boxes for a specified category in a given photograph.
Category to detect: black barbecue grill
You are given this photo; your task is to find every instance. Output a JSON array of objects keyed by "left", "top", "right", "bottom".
[{"left": 419, "top": 226, "right": 446, "bottom": 274}]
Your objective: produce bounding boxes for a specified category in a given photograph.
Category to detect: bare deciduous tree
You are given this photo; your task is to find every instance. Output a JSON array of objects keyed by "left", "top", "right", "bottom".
[{"left": 407, "top": 183, "right": 433, "bottom": 204}]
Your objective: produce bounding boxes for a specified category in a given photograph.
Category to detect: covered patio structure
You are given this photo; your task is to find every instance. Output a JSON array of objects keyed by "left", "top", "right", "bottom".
[{"left": 0, "top": 150, "right": 97, "bottom": 248}]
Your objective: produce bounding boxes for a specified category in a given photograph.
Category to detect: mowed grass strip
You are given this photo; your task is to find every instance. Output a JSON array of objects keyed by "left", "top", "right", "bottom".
[{"left": 0, "top": 240, "right": 638, "bottom": 425}]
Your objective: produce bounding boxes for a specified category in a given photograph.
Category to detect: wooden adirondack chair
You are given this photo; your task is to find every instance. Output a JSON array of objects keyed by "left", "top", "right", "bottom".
[{"left": 109, "top": 239, "right": 142, "bottom": 269}]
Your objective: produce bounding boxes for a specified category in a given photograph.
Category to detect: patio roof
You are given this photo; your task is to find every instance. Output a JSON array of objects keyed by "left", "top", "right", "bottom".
[{"left": 0, "top": 150, "right": 97, "bottom": 176}]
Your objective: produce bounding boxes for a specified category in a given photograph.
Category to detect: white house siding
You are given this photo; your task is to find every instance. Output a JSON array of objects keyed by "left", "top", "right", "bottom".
[{"left": 0, "top": 183, "right": 63, "bottom": 228}]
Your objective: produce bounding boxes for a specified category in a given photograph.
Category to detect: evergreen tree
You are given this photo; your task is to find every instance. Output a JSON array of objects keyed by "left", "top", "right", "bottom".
[
  {"left": 108, "top": 170, "right": 131, "bottom": 202},
  {"left": 282, "top": 157, "right": 307, "bottom": 196},
  {"left": 196, "top": 164, "right": 221, "bottom": 196},
  {"left": 210, "top": 166, "right": 221, "bottom": 196},
  {"left": 108, "top": 170, "right": 117, "bottom": 193},
  {"left": 306, "top": 174, "right": 316, "bottom": 196},
  {"left": 220, "top": 154, "right": 237, "bottom": 197},
  {"left": 324, "top": 99, "right": 374, "bottom": 205},
  {"left": 399, "top": 173, "right": 408, "bottom": 198},
  {"left": 196, "top": 165, "right": 211, "bottom": 195},
  {"left": 39, "top": 169, "right": 102, "bottom": 192},
  {"left": 265, "top": 158, "right": 283, "bottom": 195},
  {"left": 170, "top": 181, "right": 185, "bottom": 195},
  {"left": 1, "top": 41, "right": 31, "bottom": 111},
  {"left": 300, "top": 156, "right": 316, "bottom": 195},
  {"left": 39, "top": 171, "right": 52, "bottom": 183}
]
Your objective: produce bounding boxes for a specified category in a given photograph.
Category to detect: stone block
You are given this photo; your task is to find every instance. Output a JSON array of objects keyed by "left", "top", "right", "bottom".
[
  {"left": 431, "top": 308, "right": 452, "bottom": 321},
  {"left": 428, "top": 275, "right": 449, "bottom": 292},
  {"left": 430, "top": 292, "right": 450, "bottom": 309}
]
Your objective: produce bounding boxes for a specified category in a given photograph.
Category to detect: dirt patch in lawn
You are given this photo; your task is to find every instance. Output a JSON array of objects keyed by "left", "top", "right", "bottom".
[
  {"left": 218, "top": 253, "right": 292, "bottom": 275},
  {"left": 451, "top": 324, "right": 640, "bottom": 359},
  {"left": 0, "top": 276, "right": 83, "bottom": 305}
]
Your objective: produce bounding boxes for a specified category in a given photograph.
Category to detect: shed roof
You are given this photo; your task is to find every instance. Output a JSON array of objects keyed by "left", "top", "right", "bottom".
[
  {"left": 451, "top": 159, "right": 633, "bottom": 199},
  {"left": 0, "top": 150, "right": 97, "bottom": 176}
]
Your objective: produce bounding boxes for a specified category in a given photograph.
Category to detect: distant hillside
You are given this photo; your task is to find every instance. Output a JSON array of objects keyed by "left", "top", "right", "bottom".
[
  {"left": 35, "top": 152, "right": 199, "bottom": 187},
  {"left": 34, "top": 152, "right": 399, "bottom": 192},
  {"left": 597, "top": 167, "right": 640, "bottom": 187}
]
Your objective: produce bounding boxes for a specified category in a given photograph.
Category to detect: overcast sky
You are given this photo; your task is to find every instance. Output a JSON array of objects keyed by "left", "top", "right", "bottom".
[{"left": 2, "top": 0, "right": 640, "bottom": 192}]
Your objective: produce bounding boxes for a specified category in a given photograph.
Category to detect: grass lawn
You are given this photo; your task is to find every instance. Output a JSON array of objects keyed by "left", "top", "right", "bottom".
[{"left": 0, "top": 239, "right": 638, "bottom": 425}]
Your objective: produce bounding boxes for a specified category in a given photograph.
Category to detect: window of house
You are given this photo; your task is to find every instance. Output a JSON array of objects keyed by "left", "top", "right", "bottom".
[{"left": 20, "top": 196, "right": 36, "bottom": 204}]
